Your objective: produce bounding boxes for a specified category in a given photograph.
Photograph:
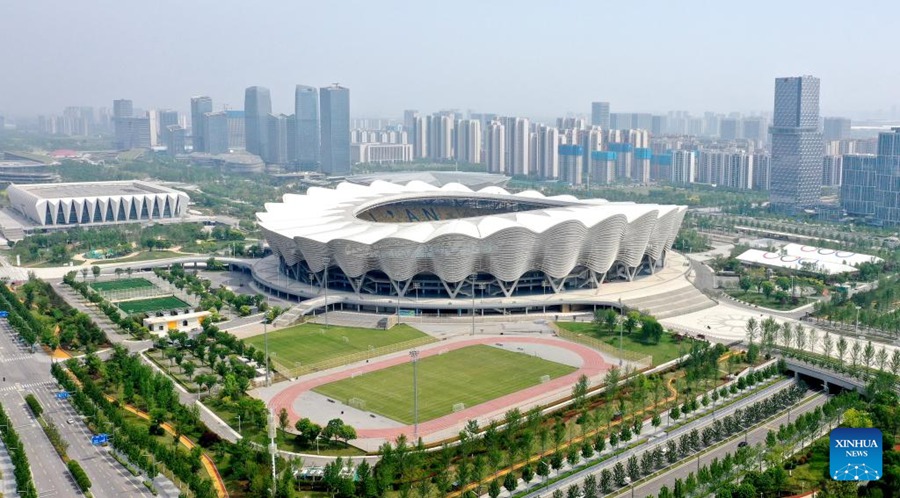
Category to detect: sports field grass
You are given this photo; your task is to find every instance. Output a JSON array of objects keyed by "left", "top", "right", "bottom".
[
  {"left": 245, "top": 323, "right": 429, "bottom": 367},
  {"left": 116, "top": 295, "right": 191, "bottom": 314},
  {"left": 90, "top": 278, "right": 155, "bottom": 292},
  {"left": 313, "top": 345, "right": 577, "bottom": 424}
]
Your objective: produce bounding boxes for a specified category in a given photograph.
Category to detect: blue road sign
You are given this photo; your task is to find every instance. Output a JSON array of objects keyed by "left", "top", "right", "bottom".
[{"left": 55, "top": 391, "right": 69, "bottom": 400}]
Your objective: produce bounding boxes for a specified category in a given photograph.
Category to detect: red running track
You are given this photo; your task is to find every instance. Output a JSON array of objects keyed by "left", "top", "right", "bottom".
[{"left": 268, "top": 336, "right": 613, "bottom": 441}]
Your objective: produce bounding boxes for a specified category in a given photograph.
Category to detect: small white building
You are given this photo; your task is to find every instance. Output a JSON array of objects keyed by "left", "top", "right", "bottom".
[{"left": 143, "top": 309, "right": 211, "bottom": 337}]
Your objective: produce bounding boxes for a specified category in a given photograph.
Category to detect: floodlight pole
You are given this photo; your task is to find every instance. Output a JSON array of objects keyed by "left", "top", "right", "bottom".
[
  {"left": 410, "top": 350, "right": 419, "bottom": 440},
  {"left": 855, "top": 305, "right": 861, "bottom": 335},
  {"left": 324, "top": 266, "right": 329, "bottom": 327},
  {"left": 471, "top": 275, "right": 476, "bottom": 336},
  {"left": 618, "top": 298, "right": 624, "bottom": 367}
]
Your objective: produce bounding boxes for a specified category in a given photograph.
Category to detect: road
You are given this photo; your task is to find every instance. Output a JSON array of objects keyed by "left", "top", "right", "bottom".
[
  {"left": 28, "top": 381, "right": 156, "bottom": 497},
  {"left": 0, "top": 321, "right": 82, "bottom": 497},
  {"left": 520, "top": 378, "right": 799, "bottom": 498},
  {"left": 617, "top": 393, "right": 828, "bottom": 497}
]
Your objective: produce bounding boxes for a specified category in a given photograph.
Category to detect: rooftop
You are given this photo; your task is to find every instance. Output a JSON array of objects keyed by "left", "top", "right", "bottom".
[{"left": 11, "top": 180, "right": 179, "bottom": 199}]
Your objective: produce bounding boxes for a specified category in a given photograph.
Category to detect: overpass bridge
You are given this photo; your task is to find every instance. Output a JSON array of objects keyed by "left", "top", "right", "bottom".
[{"left": 782, "top": 357, "right": 867, "bottom": 395}]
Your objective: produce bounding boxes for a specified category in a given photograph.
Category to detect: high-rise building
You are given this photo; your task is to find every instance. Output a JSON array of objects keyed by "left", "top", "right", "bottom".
[
  {"left": 671, "top": 150, "right": 696, "bottom": 185},
  {"left": 591, "top": 102, "right": 610, "bottom": 129},
  {"left": 295, "top": 85, "right": 320, "bottom": 168},
  {"left": 244, "top": 86, "right": 272, "bottom": 158},
  {"left": 824, "top": 117, "right": 851, "bottom": 141},
  {"left": 741, "top": 117, "right": 765, "bottom": 144},
  {"left": 873, "top": 128, "right": 900, "bottom": 225},
  {"left": 633, "top": 148, "right": 652, "bottom": 184},
  {"left": 164, "top": 125, "right": 185, "bottom": 156},
  {"left": 651, "top": 115, "right": 667, "bottom": 136},
  {"left": 428, "top": 113, "right": 455, "bottom": 161},
  {"left": 589, "top": 151, "right": 616, "bottom": 185},
  {"left": 113, "top": 99, "right": 133, "bottom": 120},
  {"left": 822, "top": 155, "right": 843, "bottom": 187},
  {"left": 559, "top": 145, "right": 583, "bottom": 185},
  {"left": 412, "top": 115, "right": 428, "bottom": 159},
  {"left": 769, "top": 76, "right": 824, "bottom": 210},
  {"left": 266, "top": 114, "right": 291, "bottom": 165},
  {"left": 157, "top": 110, "right": 179, "bottom": 147},
  {"left": 226, "top": 110, "right": 245, "bottom": 149},
  {"left": 719, "top": 118, "right": 741, "bottom": 140},
  {"left": 841, "top": 154, "right": 877, "bottom": 217},
  {"left": 752, "top": 153, "right": 770, "bottom": 190},
  {"left": 536, "top": 125, "right": 559, "bottom": 179},
  {"left": 610, "top": 113, "right": 633, "bottom": 130},
  {"left": 203, "top": 111, "right": 229, "bottom": 154},
  {"left": 456, "top": 119, "right": 481, "bottom": 164},
  {"left": 190, "top": 96, "right": 213, "bottom": 152},
  {"left": 485, "top": 120, "right": 506, "bottom": 174},
  {"left": 319, "top": 84, "right": 351, "bottom": 175}
]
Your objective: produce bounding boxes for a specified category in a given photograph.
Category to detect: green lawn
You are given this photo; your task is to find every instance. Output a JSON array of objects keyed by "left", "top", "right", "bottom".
[
  {"left": 90, "top": 278, "right": 155, "bottom": 292},
  {"left": 556, "top": 322, "right": 698, "bottom": 365},
  {"left": 313, "top": 345, "right": 576, "bottom": 424},
  {"left": 726, "top": 289, "right": 812, "bottom": 311},
  {"left": 244, "top": 323, "right": 429, "bottom": 367},
  {"left": 99, "top": 250, "right": 185, "bottom": 264},
  {"left": 117, "top": 295, "right": 191, "bottom": 314}
]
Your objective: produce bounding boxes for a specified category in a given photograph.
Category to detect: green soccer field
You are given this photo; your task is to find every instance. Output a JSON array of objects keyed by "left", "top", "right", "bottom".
[
  {"left": 245, "top": 323, "right": 430, "bottom": 368},
  {"left": 116, "top": 296, "right": 191, "bottom": 314},
  {"left": 90, "top": 278, "right": 155, "bottom": 292},
  {"left": 312, "top": 345, "right": 577, "bottom": 424}
]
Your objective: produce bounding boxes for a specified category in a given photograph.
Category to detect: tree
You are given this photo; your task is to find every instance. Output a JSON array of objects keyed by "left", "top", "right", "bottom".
[
  {"left": 537, "top": 460, "right": 550, "bottom": 483},
  {"left": 761, "top": 281, "right": 774, "bottom": 298},
  {"left": 623, "top": 311, "right": 640, "bottom": 335},
  {"left": 613, "top": 462, "right": 626, "bottom": 487},
  {"left": 745, "top": 317, "right": 758, "bottom": 346},
  {"left": 91, "top": 265, "right": 101, "bottom": 280},
  {"left": 822, "top": 331, "right": 834, "bottom": 359},
  {"left": 278, "top": 408, "right": 290, "bottom": 433},
  {"left": 488, "top": 479, "right": 501, "bottom": 498},
  {"left": 843, "top": 408, "right": 873, "bottom": 428},
  {"left": 294, "top": 418, "right": 322, "bottom": 446},
  {"left": 573, "top": 374, "right": 589, "bottom": 408},
  {"left": 503, "top": 472, "right": 517, "bottom": 493},
  {"left": 779, "top": 322, "right": 792, "bottom": 349},
  {"left": 863, "top": 341, "right": 876, "bottom": 374},
  {"left": 639, "top": 315, "right": 664, "bottom": 344},
  {"left": 599, "top": 469, "right": 612, "bottom": 494},
  {"left": 836, "top": 335, "right": 848, "bottom": 366}
]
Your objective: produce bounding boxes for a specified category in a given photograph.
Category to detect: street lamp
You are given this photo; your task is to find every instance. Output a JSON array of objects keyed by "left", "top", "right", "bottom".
[
  {"left": 264, "top": 318, "right": 270, "bottom": 387},
  {"left": 618, "top": 298, "right": 624, "bottom": 367},
  {"left": 409, "top": 350, "right": 419, "bottom": 440}
]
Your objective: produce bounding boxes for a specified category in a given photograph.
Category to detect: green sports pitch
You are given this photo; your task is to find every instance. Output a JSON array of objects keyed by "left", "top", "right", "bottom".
[
  {"left": 90, "top": 278, "right": 155, "bottom": 292},
  {"left": 116, "top": 296, "right": 191, "bottom": 314},
  {"left": 245, "top": 323, "right": 429, "bottom": 367},
  {"left": 313, "top": 345, "right": 577, "bottom": 424}
]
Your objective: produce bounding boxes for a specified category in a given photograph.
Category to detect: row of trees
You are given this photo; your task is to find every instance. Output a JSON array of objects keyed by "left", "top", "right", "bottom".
[
  {"left": 0, "top": 401, "right": 38, "bottom": 497},
  {"left": 52, "top": 359, "right": 215, "bottom": 498},
  {"left": 19, "top": 277, "right": 108, "bottom": 350},
  {"left": 813, "top": 275, "right": 900, "bottom": 336},
  {"left": 545, "top": 384, "right": 812, "bottom": 498},
  {"left": 746, "top": 316, "right": 900, "bottom": 379}
]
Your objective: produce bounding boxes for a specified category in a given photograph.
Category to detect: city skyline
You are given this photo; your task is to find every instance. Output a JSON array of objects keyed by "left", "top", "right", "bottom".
[{"left": 2, "top": 1, "right": 900, "bottom": 119}]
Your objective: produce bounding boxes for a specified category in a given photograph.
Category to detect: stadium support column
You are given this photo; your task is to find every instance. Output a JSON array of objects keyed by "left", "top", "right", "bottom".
[{"left": 409, "top": 350, "right": 419, "bottom": 441}]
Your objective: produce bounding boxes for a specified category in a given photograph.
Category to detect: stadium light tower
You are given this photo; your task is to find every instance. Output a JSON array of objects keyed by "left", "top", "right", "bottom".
[
  {"left": 409, "top": 349, "right": 419, "bottom": 440},
  {"left": 264, "top": 317, "right": 270, "bottom": 387}
]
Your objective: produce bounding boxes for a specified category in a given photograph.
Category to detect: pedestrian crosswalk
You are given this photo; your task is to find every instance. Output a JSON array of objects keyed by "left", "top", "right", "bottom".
[
  {"left": 0, "top": 380, "right": 54, "bottom": 393},
  {"left": 0, "top": 352, "right": 34, "bottom": 363}
]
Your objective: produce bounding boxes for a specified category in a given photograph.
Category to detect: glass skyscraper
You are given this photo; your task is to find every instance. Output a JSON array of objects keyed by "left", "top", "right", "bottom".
[
  {"left": 873, "top": 128, "right": 900, "bottom": 225},
  {"left": 769, "top": 76, "right": 824, "bottom": 211},
  {"left": 294, "top": 85, "right": 320, "bottom": 169},
  {"left": 244, "top": 86, "right": 272, "bottom": 159},
  {"left": 319, "top": 85, "right": 350, "bottom": 175},
  {"left": 591, "top": 102, "right": 610, "bottom": 129},
  {"left": 190, "top": 96, "right": 213, "bottom": 152}
]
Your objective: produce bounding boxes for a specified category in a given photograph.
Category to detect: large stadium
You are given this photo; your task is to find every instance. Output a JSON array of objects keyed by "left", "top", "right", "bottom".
[{"left": 255, "top": 181, "right": 686, "bottom": 314}]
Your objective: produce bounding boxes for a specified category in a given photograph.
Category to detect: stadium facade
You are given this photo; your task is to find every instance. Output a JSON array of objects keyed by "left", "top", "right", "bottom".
[
  {"left": 258, "top": 181, "right": 685, "bottom": 303},
  {"left": 7, "top": 181, "right": 189, "bottom": 227}
]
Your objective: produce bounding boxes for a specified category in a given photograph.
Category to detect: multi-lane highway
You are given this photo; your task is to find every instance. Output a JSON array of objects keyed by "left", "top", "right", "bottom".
[
  {"left": 0, "top": 318, "right": 179, "bottom": 497},
  {"left": 0, "top": 321, "right": 81, "bottom": 497},
  {"left": 616, "top": 393, "right": 827, "bottom": 497},
  {"left": 522, "top": 378, "right": 803, "bottom": 498}
]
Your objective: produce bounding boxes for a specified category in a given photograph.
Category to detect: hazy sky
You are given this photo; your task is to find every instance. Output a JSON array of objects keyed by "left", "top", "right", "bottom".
[{"left": 3, "top": 0, "right": 899, "bottom": 120}]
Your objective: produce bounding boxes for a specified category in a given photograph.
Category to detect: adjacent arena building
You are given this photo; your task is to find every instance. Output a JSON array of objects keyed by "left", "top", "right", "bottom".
[
  {"left": 256, "top": 181, "right": 686, "bottom": 312},
  {"left": 7, "top": 180, "right": 190, "bottom": 227}
]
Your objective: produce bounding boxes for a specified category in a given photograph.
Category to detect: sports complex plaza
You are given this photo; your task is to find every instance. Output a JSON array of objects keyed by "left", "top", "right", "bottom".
[{"left": 252, "top": 180, "right": 687, "bottom": 317}]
